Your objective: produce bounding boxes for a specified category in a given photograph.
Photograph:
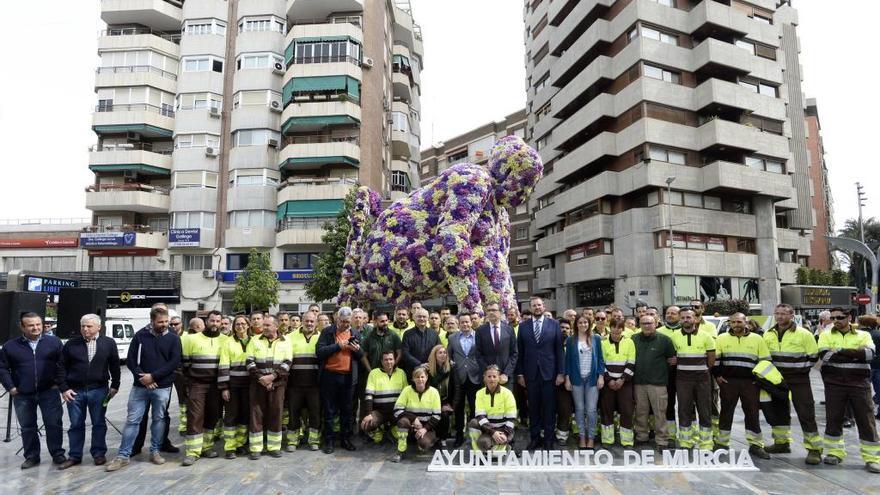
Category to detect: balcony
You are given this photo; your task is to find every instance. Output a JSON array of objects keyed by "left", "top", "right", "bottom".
[
  {"left": 701, "top": 161, "right": 794, "bottom": 200},
  {"left": 275, "top": 217, "right": 335, "bottom": 247},
  {"left": 286, "top": 22, "right": 364, "bottom": 62},
  {"left": 98, "top": 28, "right": 180, "bottom": 56},
  {"left": 95, "top": 65, "right": 177, "bottom": 94},
  {"left": 225, "top": 227, "right": 275, "bottom": 248},
  {"left": 287, "top": 0, "right": 364, "bottom": 23},
  {"left": 536, "top": 268, "right": 557, "bottom": 291},
  {"left": 278, "top": 136, "right": 360, "bottom": 172},
  {"left": 276, "top": 177, "right": 356, "bottom": 203},
  {"left": 92, "top": 103, "right": 174, "bottom": 137},
  {"left": 391, "top": 129, "right": 411, "bottom": 158},
  {"left": 88, "top": 144, "right": 172, "bottom": 176},
  {"left": 284, "top": 57, "right": 362, "bottom": 86},
  {"left": 281, "top": 100, "right": 361, "bottom": 134},
  {"left": 653, "top": 248, "right": 758, "bottom": 278},
  {"left": 694, "top": 78, "right": 786, "bottom": 122},
  {"left": 778, "top": 262, "right": 800, "bottom": 284},
  {"left": 85, "top": 183, "right": 170, "bottom": 214},
  {"left": 80, "top": 225, "right": 168, "bottom": 250},
  {"left": 563, "top": 255, "right": 615, "bottom": 284},
  {"left": 101, "top": 0, "right": 183, "bottom": 32},
  {"left": 696, "top": 118, "right": 789, "bottom": 159},
  {"left": 392, "top": 71, "right": 412, "bottom": 102}
]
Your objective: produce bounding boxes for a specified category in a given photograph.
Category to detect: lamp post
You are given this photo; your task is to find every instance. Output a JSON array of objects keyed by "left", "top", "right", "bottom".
[
  {"left": 666, "top": 176, "right": 676, "bottom": 305},
  {"left": 857, "top": 182, "right": 868, "bottom": 292}
]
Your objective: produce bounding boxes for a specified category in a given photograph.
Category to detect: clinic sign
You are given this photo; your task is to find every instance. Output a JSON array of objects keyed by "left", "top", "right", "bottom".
[
  {"left": 169, "top": 228, "right": 200, "bottom": 247},
  {"left": 428, "top": 449, "right": 757, "bottom": 473},
  {"left": 80, "top": 231, "right": 136, "bottom": 248}
]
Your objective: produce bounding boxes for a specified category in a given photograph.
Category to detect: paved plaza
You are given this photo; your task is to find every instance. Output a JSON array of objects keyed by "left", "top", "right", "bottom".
[{"left": 0, "top": 371, "right": 877, "bottom": 495}]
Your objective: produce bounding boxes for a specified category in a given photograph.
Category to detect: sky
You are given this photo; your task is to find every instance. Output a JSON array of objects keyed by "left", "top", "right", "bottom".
[{"left": 0, "top": 0, "right": 876, "bottom": 231}]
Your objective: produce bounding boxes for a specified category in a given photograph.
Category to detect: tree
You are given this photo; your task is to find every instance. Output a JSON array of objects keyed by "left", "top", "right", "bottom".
[
  {"left": 705, "top": 299, "right": 750, "bottom": 316},
  {"left": 233, "top": 248, "right": 279, "bottom": 313},
  {"left": 837, "top": 217, "right": 879, "bottom": 290},
  {"left": 305, "top": 186, "right": 359, "bottom": 303}
]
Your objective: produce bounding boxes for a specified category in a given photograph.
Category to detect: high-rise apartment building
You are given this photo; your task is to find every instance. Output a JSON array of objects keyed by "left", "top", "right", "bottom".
[
  {"left": 82, "top": 0, "right": 423, "bottom": 316},
  {"left": 524, "top": 0, "right": 815, "bottom": 314},
  {"left": 804, "top": 98, "right": 833, "bottom": 271}
]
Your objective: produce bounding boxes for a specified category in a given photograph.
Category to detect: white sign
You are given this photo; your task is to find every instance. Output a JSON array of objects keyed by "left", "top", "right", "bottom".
[{"left": 427, "top": 449, "right": 757, "bottom": 473}]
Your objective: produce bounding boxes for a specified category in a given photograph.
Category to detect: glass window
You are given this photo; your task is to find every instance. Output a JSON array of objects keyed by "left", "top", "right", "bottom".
[
  {"left": 227, "top": 254, "right": 250, "bottom": 270},
  {"left": 516, "top": 280, "right": 529, "bottom": 293},
  {"left": 758, "top": 83, "right": 777, "bottom": 97},
  {"left": 515, "top": 204, "right": 528, "bottom": 215},
  {"left": 183, "top": 57, "right": 210, "bottom": 72},
  {"left": 686, "top": 234, "right": 707, "bottom": 250},
  {"left": 683, "top": 193, "right": 702, "bottom": 207},
  {"left": 228, "top": 210, "right": 275, "bottom": 228},
  {"left": 647, "top": 190, "right": 660, "bottom": 206},
  {"left": 172, "top": 212, "right": 215, "bottom": 229},
  {"left": 746, "top": 156, "right": 764, "bottom": 169},
  {"left": 738, "top": 80, "right": 759, "bottom": 93},
  {"left": 643, "top": 64, "right": 664, "bottom": 80},
  {"left": 516, "top": 254, "right": 529, "bottom": 267},
  {"left": 667, "top": 150, "right": 686, "bottom": 165},
  {"left": 515, "top": 226, "right": 528, "bottom": 240},
  {"left": 765, "top": 160, "right": 784, "bottom": 174},
  {"left": 180, "top": 255, "right": 212, "bottom": 271},
  {"left": 284, "top": 253, "right": 313, "bottom": 269},
  {"left": 391, "top": 112, "right": 409, "bottom": 133},
  {"left": 234, "top": 129, "right": 280, "bottom": 147},
  {"left": 703, "top": 196, "right": 721, "bottom": 210},
  {"left": 735, "top": 39, "right": 755, "bottom": 54}
]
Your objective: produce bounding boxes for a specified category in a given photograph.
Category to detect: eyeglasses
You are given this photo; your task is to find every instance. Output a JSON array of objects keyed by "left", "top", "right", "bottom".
[
  {"left": 170, "top": 322, "right": 181, "bottom": 326},
  {"left": 831, "top": 315, "right": 849, "bottom": 320},
  {"left": 595, "top": 317, "right": 606, "bottom": 321}
]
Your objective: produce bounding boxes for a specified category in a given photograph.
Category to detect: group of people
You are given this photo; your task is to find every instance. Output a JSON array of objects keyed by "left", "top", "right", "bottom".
[{"left": 1, "top": 297, "right": 878, "bottom": 474}]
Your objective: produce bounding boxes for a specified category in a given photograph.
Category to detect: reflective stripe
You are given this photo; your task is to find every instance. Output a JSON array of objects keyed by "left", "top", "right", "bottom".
[
  {"left": 823, "top": 362, "right": 871, "bottom": 370},
  {"left": 291, "top": 364, "right": 320, "bottom": 370},
  {"left": 677, "top": 364, "right": 708, "bottom": 371},
  {"left": 719, "top": 359, "right": 758, "bottom": 368},
  {"left": 774, "top": 361, "right": 814, "bottom": 368}
]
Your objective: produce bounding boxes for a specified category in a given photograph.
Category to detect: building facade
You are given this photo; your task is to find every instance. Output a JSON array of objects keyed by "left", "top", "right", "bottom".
[
  {"left": 69, "top": 0, "right": 424, "bottom": 318},
  {"left": 419, "top": 110, "right": 530, "bottom": 309},
  {"left": 804, "top": 98, "right": 833, "bottom": 271},
  {"left": 523, "top": 0, "right": 816, "bottom": 314}
]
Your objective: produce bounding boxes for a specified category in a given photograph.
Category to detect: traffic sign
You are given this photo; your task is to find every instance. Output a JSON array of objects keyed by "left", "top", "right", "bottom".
[{"left": 855, "top": 294, "right": 871, "bottom": 305}]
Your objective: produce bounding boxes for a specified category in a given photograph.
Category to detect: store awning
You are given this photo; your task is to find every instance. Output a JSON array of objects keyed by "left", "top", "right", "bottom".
[{"left": 277, "top": 199, "right": 345, "bottom": 220}]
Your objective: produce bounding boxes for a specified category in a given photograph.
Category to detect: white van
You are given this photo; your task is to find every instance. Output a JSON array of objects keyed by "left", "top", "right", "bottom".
[{"left": 105, "top": 319, "right": 136, "bottom": 362}]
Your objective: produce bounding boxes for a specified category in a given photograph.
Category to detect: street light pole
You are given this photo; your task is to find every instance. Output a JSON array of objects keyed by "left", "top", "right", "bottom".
[
  {"left": 666, "top": 176, "right": 676, "bottom": 305},
  {"left": 856, "top": 182, "right": 868, "bottom": 293}
]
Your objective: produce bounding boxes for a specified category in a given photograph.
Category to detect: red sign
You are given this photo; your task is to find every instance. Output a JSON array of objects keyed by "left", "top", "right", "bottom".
[
  {"left": 0, "top": 237, "right": 79, "bottom": 248},
  {"left": 855, "top": 294, "right": 871, "bottom": 305},
  {"left": 88, "top": 249, "right": 158, "bottom": 257}
]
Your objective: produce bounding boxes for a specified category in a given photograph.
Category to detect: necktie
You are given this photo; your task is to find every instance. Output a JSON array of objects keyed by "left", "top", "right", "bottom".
[
  {"left": 494, "top": 325, "right": 500, "bottom": 351},
  {"left": 534, "top": 319, "right": 542, "bottom": 344}
]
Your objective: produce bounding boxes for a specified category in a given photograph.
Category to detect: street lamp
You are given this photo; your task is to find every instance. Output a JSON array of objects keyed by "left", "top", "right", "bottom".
[{"left": 666, "top": 176, "right": 676, "bottom": 305}]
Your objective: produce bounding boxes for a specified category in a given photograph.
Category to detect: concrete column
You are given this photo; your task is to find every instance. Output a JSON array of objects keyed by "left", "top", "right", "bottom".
[{"left": 754, "top": 196, "right": 780, "bottom": 314}]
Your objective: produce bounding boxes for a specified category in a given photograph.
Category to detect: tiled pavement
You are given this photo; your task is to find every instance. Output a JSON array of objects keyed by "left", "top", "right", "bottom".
[{"left": 0, "top": 370, "right": 877, "bottom": 495}]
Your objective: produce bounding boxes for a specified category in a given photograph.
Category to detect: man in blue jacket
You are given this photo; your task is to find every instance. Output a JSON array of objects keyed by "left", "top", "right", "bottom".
[
  {"left": 106, "top": 306, "right": 181, "bottom": 472},
  {"left": 0, "top": 312, "right": 66, "bottom": 469},
  {"left": 59, "top": 313, "right": 121, "bottom": 469},
  {"left": 516, "top": 297, "right": 565, "bottom": 450}
]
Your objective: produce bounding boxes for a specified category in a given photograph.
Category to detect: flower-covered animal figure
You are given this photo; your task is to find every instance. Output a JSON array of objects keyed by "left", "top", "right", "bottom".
[{"left": 337, "top": 136, "right": 543, "bottom": 315}]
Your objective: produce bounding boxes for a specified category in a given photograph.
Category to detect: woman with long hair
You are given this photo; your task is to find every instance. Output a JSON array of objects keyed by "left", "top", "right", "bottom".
[
  {"left": 427, "top": 345, "right": 454, "bottom": 445},
  {"left": 565, "top": 315, "right": 605, "bottom": 449},
  {"left": 391, "top": 366, "right": 441, "bottom": 462}
]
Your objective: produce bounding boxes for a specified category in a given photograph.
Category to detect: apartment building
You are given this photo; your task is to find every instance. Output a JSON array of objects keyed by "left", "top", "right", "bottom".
[
  {"left": 523, "top": 0, "right": 816, "bottom": 314},
  {"left": 419, "top": 110, "right": 530, "bottom": 309},
  {"left": 804, "top": 98, "right": 833, "bottom": 271},
  {"left": 80, "top": 0, "right": 423, "bottom": 316}
]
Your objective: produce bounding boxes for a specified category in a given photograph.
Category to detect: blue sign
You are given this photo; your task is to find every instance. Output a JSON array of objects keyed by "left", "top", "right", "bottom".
[
  {"left": 169, "top": 228, "right": 200, "bottom": 247},
  {"left": 25, "top": 275, "right": 78, "bottom": 294},
  {"left": 80, "top": 231, "right": 135, "bottom": 248},
  {"left": 217, "top": 270, "right": 315, "bottom": 283}
]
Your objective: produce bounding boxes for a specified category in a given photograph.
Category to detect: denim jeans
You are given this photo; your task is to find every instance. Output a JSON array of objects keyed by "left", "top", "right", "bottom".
[
  {"left": 117, "top": 386, "right": 172, "bottom": 458},
  {"left": 571, "top": 379, "right": 599, "bottom": 440},
  {"left": 13, "top": 388, "right": 65, "bottom": 461},
  {"left": 66, "top": 387, "right": 109, "bottom": 460}
]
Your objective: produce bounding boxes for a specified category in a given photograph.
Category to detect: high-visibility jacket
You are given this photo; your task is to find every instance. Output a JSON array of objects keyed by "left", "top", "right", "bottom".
[
  {"left": 218, "top": 335, "right": 249, "bottom": 389},
  {"left": 658, "top": 323, "right": 681, "bottom": 340},
  {"left": 764, "top": 326, "right": 818, "bottom": 379},
  {"left": 289, "top": 329, "right": 320, "bottom": 387},
  {"left": 393, "top": 385, "right": 441, "bottom": 429},
  {"left": 364, "top": 367, "right": 407, "bottom": 415},
  {"left": 391, "top": 321, "right": 416, "bottom": 341},
  {"left": 752, "top": 360, "right": 788, "bottom": 401},
  {"left": 437, "top": 329, "right": 448, "bottom": 348},
  {"left": 713, "top": 331, "right": 770, "bottom": 379},
  {"left": 601, "top": 336, "right": 636, "bottom": 381},
  {"left": 671, "top": 329, "right": 715, "bottom": 376},
  {"left": 245, "top": 335, "right": 293, "bottom": 379},
  {"left": 473, "top": 385, "right": 517, "bottom": 435},
  {"left": 698, "top": 319, "right": 718, "bottom": 338},
  {"left": 818, "top": 328, "right": 875, "bottom": 387},
  {"left": 181, "top": 332, "right": 227, "bottom": 384}
]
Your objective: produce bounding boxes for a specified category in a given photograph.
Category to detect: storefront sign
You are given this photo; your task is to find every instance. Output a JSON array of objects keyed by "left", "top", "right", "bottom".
[
  {"left": 169, "top": 228, "right": 200, "bottom": 247},
  {"left": 0, "top": 237, "right": 79, "bottom": 248},
  {"left": 25, "top": 275, "right": 79, "bottom": 294},
  {"left": 107, "top": 288, "right": 180, "bottom": 305},
  {"left": 781, "top": 285, "right": 856, "bottom": 308},
  {"left": 88, "top": 248, "right": 157, "bottom": 257},
  {"left": 80, "top": 231, "right": 136, "bottom": 248},
  {"left": 217, "top": 270, "right": 315, "bottom": 283}
]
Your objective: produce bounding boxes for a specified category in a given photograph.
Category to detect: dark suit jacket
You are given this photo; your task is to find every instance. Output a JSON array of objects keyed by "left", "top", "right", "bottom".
[
  {"left": 515, "top": 317, "right": 564, "bottom": 382},
  {"left": 447, "top": 331, "right": 481, "bottom": 386},
  {"left": 474, "top": 322, "right": 517, "bottom": 378}
]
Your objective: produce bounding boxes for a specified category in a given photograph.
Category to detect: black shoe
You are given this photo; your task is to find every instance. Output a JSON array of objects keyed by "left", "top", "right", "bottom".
[
  {"left": 248, "top": 452, "right": 260, "bottom": 461},
  {"left": 322, "top": 445, "right": 335, "bottom": 454},
  {"left": 269, "top": 450, "right": 282, "bottom": 458},
  {"left": 52, "top": 455, "right": 67, "bottom": 465},
  {"left": 341, "top": 439, "right": 357, "bottom": 451},
  {"left": 453, "top": 436, "right": 464, "bottom": 448},
  {"left": 161, "top": 444, "right": 180, "bottom": 454},
  {"left": 93, "top": 456, "right": 106, "bottom": 466},
  {"left": 526, "top": 439, "right": 543, "bottom": 451},
  {"left": 20, "top": 458, "right": 40, "bottom": 470},
  {"left": 544, "top": 441, "right": 557, "bottom": 451}
]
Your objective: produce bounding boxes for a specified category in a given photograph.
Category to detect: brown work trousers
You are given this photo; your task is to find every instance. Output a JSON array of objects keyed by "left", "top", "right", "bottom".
[
  {"left": 677, "top": 374, "right": 712, "bottom": 429},
  {"left": 825, "top": 384, "right": 879, "bottom": 443},
  {"left": 287, "top": 385, "right": 321, "bottom": 432},
  {"left": 761, "top": 376, "right": 818, "bottom": 435},
  {"left": 718, "top": 377, "right": 761, "bottom": 437},
  {"left": 250, "top": 380, "right": 287, "bottom": 434},
  {"left": 397, "top": 416, "right": 438, "bottom": 450},
  {"left": 600, "top": 381, "right": 634, "bottom": 429},
  {"left": 223, "top": 386, "right": 249, "bottom": 430},
  {"left": 187, "top": 381, "right": 222, "bottom": 437}
]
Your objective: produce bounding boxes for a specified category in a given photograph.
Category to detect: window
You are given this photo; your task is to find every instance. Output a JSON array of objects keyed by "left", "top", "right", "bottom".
[
  {"left": 736, "top": 239, "right": 756, "bottom": 254},
  {"left": 516, "top": 254, "right": 529, "bottom": 267},
  {"left": 650, "top": 0, "right": 674, "bottom": 6},
  {"left": 515, "top": 204, "right": 528, "bottom": 215},
  {"left": 533, "top": 74, "right": 548, "bottom": 92},
  {"left": 183, "top": 56, "right": 223, "bottom": 73},
  {"left": 176, "top": 93, "right": 222, "bottom": 111},
  {"left": 237, "top": 53, "right": 283, "bottom": 70},
  {"left": 512, "top": 127, "right": 525, "bottom": 138},
  {"left": 184, "top": 19, "right": 226, "bottom": 36},
  {"left": 753, "top": 13, "right": 772, "bottom": 25},
  {"left": 227, "top": 253, "right": 250, "bottom": 271},
  {"left": 229, "top": 169, "right": 280, "bottom": 187},
  {"left": 648, "top": 145, "right": 686, "bottom": 165},
  {"left": 778, "top": 249, "right": 797, "bottom": 263},
  {"left": 516, "top": 280, "right": 529, "bottom": 293},
  {"left": 421, "top": 164, "right": 430, "bottom": 175},
  {"left": 722, "top": 198, "right": 751, "bottom": 214},
  {"left": 173, "top": 255, "right": 213, "bottom": 271},
  {"left": 535, "top": 136, "right": 547, "bottom": 151},
  {"left": 174, "top": 133, "right": 220, "bottom": 149},
  {"left": 293, "top": 39, "right": 361, "bottom": 64},
  {"left": 3, "top": 256, "right": 76, "bottom": 272},
  {"left": 447, "top": 150, "right": 467, "bottom": 165},
  {"left": 284, "top": 253, "right": 315, "bottom": 269},
  {"left": 739, "top": 78, "right": 777, "bottom": 97},
  {"left": 233, "top": 129, "right": 280, "bottom": 147},
  {"left": 233, "top": 90, "right": 281, "bottom": 108},
  {"left": 228, "top": 210, "right": 275, "bottom": 229},
  {"left": 173, "top": 171, "right": 218, "bottom": 188},
  {"left": 391, "top": 112, "right": 409, "bottom": 133},
  {"left": 391, "top": 171, "right": 411, "bottom": 193},
  {"left": 683, "top": 192, "right": 702, "bottom": 207},
  {"left": 515, "top": 226, "right": 528, "bottom": 240},
  {"left": 735, "top": 39, "right": 755, "bottom": 54},
  {"left": 239, "top": 16, "right": 285, "bottom": 33},
  {"left": 703, "top": 196, "right": 721, "bottom": 210},
  {"left": 686, "top": 234, "right": 707, "bottom": 250},
  {"left": 568, "top": 240, "right": 612, "bottom": 261},
  {"left": 706, "top": 236, "right": 726, "bottom": 252},
  {"left": 566, "top": 200, "right": 610, "bottom": 225},
  {"left": 746, "top": 155, "right": 785, "bottom": 174},
  {"left": 172, "top": 212, "right": 215, "bottom": 229},
  {"left": 643, "top": 63, "right": 680, "bottom": 84},
  {"left": 641, "top": 26, "right": 678, "bottom": 45}
]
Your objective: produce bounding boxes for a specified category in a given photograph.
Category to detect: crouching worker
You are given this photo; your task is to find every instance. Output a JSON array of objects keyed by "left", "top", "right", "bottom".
[
  {"left": 469, "top": 365, "right": 517, "bottom": 453},
  {"left": 361, "top": 351, "right": 407, "bottom": 444},
  {"left": 391, "top": 366, "right": 441, "bottom": 462}
]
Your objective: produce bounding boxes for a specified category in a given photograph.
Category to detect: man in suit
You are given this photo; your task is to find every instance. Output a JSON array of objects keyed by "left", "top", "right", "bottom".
[
  {"left": 475, "top": 303, "right": 518, "bottom": 390},
  {"left": 516, "top": 297, "right": 565, "bottom": 450},
  {"left": 447, "top": 314, "right": 482, "bottom": 447}
]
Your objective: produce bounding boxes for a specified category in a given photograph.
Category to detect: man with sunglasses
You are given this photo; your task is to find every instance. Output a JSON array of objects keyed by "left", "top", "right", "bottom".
[
  {"left": 689, "top": 300, "right": 717, "bottom": 338},
  {"left": 762, "top": 303, "right": 822, "bottom": 464}
]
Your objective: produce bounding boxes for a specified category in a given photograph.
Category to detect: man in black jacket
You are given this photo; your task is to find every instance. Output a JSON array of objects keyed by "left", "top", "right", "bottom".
[
  {"left": 59, "top": 314, "right": 121, "bottom": 469},
  {"left": 0, "top": 312, "right": 66, "bottom": 469},
  {"left": 401, "top": 308, "right": 439, "bottom": 376},
  {"left": 317, "top": 307, "right": 364, "bottom": 454},
  {"left": 475, "top": 303, "right": 518, "bottom": 390}
]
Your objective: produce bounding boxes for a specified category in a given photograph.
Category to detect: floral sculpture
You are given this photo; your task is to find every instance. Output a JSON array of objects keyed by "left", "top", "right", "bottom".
[{"left": 337, "top": 135, "right": 543, "bottom": 315}]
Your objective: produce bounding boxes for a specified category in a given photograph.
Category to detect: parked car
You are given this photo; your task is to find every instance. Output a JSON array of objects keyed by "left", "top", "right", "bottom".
[{"left": 105, "top": 319, "right": 136, "bottom": 362}]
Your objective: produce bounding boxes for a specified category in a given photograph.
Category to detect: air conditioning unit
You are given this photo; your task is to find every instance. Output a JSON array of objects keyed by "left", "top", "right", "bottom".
[
  {"left": 205, "top": 147, "right": 218, "bottom": 157},
  {"left": 269, "top": 100, "right": 282, "bottom": 113},
  {"left": 202, "top": 269, "right": 214, "bottom": 279},
  {"left": 362, "top": 57, "right": 374, "bottom": 68},
  {"left": 272, "top": 62, "right": 284, "bottom": 74},
  {"left": 209, "top": 106, "right": 220, "bottom": 118},
  {"left": 267, "top": 138, "right": 279, "bottom": 148}
]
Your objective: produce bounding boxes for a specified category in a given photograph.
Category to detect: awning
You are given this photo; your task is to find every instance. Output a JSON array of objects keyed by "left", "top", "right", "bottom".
[
  {"left": 281, "top": 115, "right": 360, "bottom": 134},
  {"left": 91, "top": 124, "right": 173, "bottom": 138},
  {"left": 88, "top": 164, "right": 170, "bottom": 176},
  {"left": 283, "top": 76, "right": 360, "bottom": 104},
  {"left": 279, "top": 156, "right": 360, "bottom": 171},
  {"left": 277, "top": 199, "right": 345, "bottom": 220}
]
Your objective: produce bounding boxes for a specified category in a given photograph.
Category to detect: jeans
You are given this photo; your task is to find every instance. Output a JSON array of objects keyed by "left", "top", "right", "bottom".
[
  {"left": 13, "top": 388, "right": 65, "bottom": 461},
  {"left": 570, "top": 379, "right": 599, "bottom": 440},
  {"left": 117, "top": 386, "right": 172, "bottom": 458},
  {"left": 66, "top": 387, "right": 109, "bottom": 460},
  {"left": 320, "top": 371, "right": 354, "bottom": 443},
  {"left": 872, "top": 369, "right": 880, "bottom": 414}
]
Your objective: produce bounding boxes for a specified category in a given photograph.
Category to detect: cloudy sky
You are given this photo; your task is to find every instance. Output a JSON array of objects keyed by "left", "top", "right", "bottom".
[{"left": 0, "top": 0, "right": 875, "bottom": 231}]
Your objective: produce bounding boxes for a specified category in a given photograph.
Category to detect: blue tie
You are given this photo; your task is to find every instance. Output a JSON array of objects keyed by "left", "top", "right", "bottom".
[{"left": 534, "top": 318, "right": 542, "bottom": 344}]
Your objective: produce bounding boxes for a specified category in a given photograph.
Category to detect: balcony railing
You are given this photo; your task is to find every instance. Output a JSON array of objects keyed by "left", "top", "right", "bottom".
[
  {"left": 100, "top": 27, "right": 181, "bottom": 44},
  {"left": 89, "top": 143, "right": 173, "bottom": 154},
  {"left": 0, "top": 218, "right": 90, "bottom": 226},
  {"left": 278, "top": 176, "right": 358, "bottom": 189},
  {"left": 291, "top": 55, "right": 360, "bottom": 66},
  {"left": 86, "top": 183, "right": 170, "bottom": 194},
  {"left": 284, "top": 134, "right": 360, "bottom": 145},
  {"left": 289, "top": 16, "right": 362, "bottom": 27},
  {"left": 95, "top": 103, "right": 175, "bottom": 117},
  {"left": 277, "top": 217, "right": 335, "bottom": 232},
  {"left": 96, "top": 65, "right": 177, "bottom": 81},
  {"left": 82, "top": 224, "right": 159, "bottom": 233}
]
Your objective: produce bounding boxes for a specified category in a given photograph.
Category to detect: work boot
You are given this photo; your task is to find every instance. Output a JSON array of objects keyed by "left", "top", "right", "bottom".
[
  {"left": 823, "top": 455, "right": 842, "bottom": 466},
  {"left": 764, "top": 443, "right": 791, "bottom": 454},
  {"left": 150, "top": 452, "right": 166, "bottom": 465},
  {"left": 309, "top": 444, "right": 319, "bottom": 451},
  {"left": 225, "top": 451, "right": 236, "bottom": 460},
  {"left": 105, "top": 457, "right": 130, "bottom": 472},
  {"left": 248, "top": 452, "right": 260, "bottom": 460},
  {"left": 390, "top": 452, "right": 403, "bottom": 463},
  {"left": 285, "top": 444, "right": 297, "bottom": 453},
  {"left": 748, "top": 445, "right": 770, "bottom": 460},
  {"left": 269, "top": 450, "right": 282, "bottom": 458},
  {"left": 805, "top": 450, "right": 822, "bottom": 465},
  {"left": 866, "top": 462, "right": 880, "bottom": 474},
  {"left": 181, "top": 456, "right": 198, "bottom": 466},
  {"left": 203, "top": 449, "right": 218, "bottom": 459}
]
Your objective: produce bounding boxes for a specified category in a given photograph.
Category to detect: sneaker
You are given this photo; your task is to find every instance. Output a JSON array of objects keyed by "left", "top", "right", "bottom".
[
  {"left": 202, "top": 449, "right": 218, "bottom": 459},
  {"left": 390, "top": 452, "right": 403, "bottom": 463},
  {"left": 285, "top": 445, "right": 297, "bottom": 453},
  {"left": 248, "top": 452, "right": 260, "bottom": 461},
  {"left": 225, "top": 451, "right": 237, "bottom": 460},
  {"left": 823, "top": 455, "right": 842, "bottom": 466},
  {"left": 105, "top": 457, "right": 130, "bottom": 472},
  {"left": 748, "top": 445, "right": 770, "bottom": 460},
  {"left": 269, "top": 450, "right": 282, "bottom": 458},
  {"left": 764, "top": 443, "right": 791, "bottom": 454},
  {"left": 181, "top": 456, "right": 197, "bottom": 466},
  {"left": 866, "top": 462, "right": 880, "bottom": 474},
  {"left": 150, "top": 452, "right": 166, "bottom": 465},
  {"left": 20, "top": 458, "right": 40, "bottom": 470},
  {"left": 805, "top": 450, "right": 822, "bottom": 465},
  {"left": 309, "top": 444, "right": 319, "bottom": 452}
]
